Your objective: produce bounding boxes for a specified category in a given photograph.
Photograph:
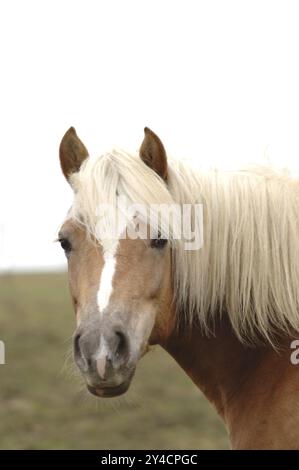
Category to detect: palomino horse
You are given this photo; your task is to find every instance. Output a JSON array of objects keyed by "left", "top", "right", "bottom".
[{"left": 58, "top": 127, "right": 299, "bottom": 449}]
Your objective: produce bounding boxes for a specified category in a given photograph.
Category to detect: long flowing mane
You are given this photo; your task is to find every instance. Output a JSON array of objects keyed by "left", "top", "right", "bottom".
[{"left": 70, "top": 148, "right": 299, "bottom": 342}]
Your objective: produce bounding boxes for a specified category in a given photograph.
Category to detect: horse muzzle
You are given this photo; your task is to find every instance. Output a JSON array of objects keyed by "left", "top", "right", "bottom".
[{"left": 73, "top": 321, "right": 136, "bottom": 397}]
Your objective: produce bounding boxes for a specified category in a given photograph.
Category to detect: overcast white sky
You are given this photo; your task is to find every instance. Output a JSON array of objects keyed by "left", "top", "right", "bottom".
[{"left": 1, "top": 0, "right": 299, "bottom": 270}]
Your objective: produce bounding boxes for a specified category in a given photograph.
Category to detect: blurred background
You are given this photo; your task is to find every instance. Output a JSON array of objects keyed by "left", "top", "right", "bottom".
[
  {"left": 0, "top": 272, "right": 228, "bottom": 449},
  {"left": 1, "top": 0, "right": 299, "bottom": 449}
]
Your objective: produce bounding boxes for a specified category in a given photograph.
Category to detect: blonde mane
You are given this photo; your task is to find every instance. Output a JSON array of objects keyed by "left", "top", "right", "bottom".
[{"left": 70, "top": 148, "right": 299, "bottom": 342}]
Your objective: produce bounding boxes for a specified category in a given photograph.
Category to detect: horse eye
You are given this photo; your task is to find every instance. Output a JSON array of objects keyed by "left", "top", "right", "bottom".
[
  {"left": 150, "top": 238, "right": 168, "bottom": 249},
  {"left": 59, "top": 238, "right": 72, "bottom": 253}
]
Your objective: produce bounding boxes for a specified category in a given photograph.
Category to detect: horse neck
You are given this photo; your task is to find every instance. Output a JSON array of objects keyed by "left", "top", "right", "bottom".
[{"left": 160, "top": 317, "right": 299, "bottom": 449}]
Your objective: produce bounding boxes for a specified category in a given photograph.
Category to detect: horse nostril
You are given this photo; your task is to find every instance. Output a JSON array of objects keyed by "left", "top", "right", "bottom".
[
  {"left": 114, "top": 330, "right": 129, "bottom": 360},
  {"left": 74, "top": 333, "right": 90, "bottom": 371},
  {"left": 74, "top": 333, "right": 81, "bottom": 359}
]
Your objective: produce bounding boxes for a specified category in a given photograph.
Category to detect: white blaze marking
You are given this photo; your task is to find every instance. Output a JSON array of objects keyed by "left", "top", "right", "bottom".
[
  {"left": 97, "top": 252, "right": 117, "bottom": 314},
  {"left": 95, "top": 337, "right": 109, "bottom": 379},
  {"left": 96, "top": 249, "right": 118, "bottom": 380},
  {"left": 96, "top": 193, "right": 131, "bottom": 315}
]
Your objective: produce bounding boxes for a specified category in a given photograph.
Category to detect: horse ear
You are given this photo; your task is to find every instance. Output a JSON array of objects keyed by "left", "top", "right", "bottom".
[
  {"left": 139, "top": 127, "right": 168, "bottom": 181},
  {"left": 59, "top": 127, "right": 89, "bottom": 182}
]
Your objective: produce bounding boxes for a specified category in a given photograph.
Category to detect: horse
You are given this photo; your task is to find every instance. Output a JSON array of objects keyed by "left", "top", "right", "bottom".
[{"left": 58, "top": 126, "right": 299, "bottom": 449}]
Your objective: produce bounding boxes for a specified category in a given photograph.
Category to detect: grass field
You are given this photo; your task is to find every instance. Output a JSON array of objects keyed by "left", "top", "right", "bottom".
[{"left": 0, "top": 272, "right": 229, "bottom": 449}]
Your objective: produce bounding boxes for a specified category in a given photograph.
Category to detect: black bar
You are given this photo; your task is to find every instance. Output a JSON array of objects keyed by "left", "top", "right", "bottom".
[{"left": 0, "top": 450, "right": 298, "bottom": 465}]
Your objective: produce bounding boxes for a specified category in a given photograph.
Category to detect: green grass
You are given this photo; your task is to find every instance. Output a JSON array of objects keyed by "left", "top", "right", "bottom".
[{"left": 0, "top": 272, "right": 229, "bottom": 449}]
